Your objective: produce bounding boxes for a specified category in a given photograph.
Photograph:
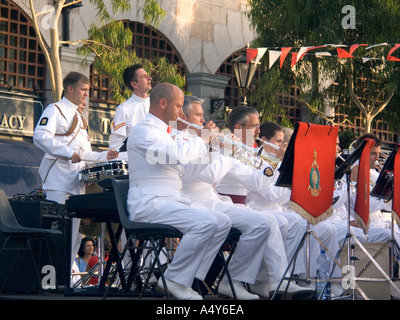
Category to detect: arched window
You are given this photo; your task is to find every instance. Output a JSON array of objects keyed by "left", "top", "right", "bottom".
[
  {"left": 0, "top": 1, "right": 46, "bottom": 95},
  {"left": 89, "top": 20, "right": 186, "bottom": 106}
]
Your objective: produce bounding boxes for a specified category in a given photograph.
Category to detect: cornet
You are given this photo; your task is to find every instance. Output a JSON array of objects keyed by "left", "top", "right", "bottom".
[
  {"left": 255, "top": 137, "right": 281, "bottom": 169},
  {"left": 177, "top": 117, "right": 264, "bottom": 169},
  {"left": 177, "top": 117, "right": 203, "bottom": 130}
]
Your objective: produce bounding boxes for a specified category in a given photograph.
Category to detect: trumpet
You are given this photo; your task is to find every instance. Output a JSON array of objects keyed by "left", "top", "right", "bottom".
[
  {"left": 177, "top": 117, "right": 264, "bottom": 169},
  {"left": 177, "top": 117, "right": 203, "bottom": 130},
  {"left": 255, "top": 137, "right": 281, "bottom": 169},
  {"left": 218, "top": 133, "right": 264, "bottom": 169}
]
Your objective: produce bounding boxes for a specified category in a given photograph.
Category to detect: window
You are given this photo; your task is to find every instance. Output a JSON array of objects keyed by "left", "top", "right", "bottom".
[{"left": 0, "top": 0, "right": 46, "bottom": 95}]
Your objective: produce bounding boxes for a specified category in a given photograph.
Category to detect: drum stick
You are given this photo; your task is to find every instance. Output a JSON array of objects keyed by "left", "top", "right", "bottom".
[{"left": 80, "top": 159, "right": 107, "bottom": 163}]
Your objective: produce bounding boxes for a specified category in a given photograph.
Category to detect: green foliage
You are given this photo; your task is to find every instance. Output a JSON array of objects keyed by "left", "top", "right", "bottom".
[
  {"left": 339, "top": 130, "right": 356, "bottom": 150},
  {"left": 77, "top": 0, "right": 185, "bottom": 104},
  {"left": 246, "top": 0, "right": 400, "bottom": 132}
]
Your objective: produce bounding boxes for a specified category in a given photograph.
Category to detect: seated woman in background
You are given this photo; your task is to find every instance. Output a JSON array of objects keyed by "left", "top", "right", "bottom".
[{"left": 75, "top": 237, "right": 99, "bottom": 285}]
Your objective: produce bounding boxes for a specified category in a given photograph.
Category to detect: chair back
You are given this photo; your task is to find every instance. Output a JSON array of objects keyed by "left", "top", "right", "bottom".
[
  {"left": 0, "top": 189, "right": 22, "bottom": 231},
  {"left": 111, "top": 178, "right": 132, "bottom": 229}
]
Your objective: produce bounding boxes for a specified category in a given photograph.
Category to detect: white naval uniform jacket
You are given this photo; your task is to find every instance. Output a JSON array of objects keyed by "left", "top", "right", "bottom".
[
  {"left": 109, "top": 93, "right": 150, "bottom": 153},
  {"left": 33, "top": 97, "right": 108, "bottom": 196},
  {"left": 246, "top": 162, "right": 291, "bottom": 212},
  {"left": 126, "top": 113, "right": 208, "bottom": 222}
]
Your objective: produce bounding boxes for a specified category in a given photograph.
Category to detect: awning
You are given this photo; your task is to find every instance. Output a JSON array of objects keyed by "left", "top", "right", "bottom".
[{"left": 0, "top": 139, "right": 44, "bottom": 197}]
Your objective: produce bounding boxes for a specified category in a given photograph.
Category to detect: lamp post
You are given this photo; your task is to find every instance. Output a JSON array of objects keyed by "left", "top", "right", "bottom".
[{"left": 231, "top": 47, "right": 259, "bottom": 106}]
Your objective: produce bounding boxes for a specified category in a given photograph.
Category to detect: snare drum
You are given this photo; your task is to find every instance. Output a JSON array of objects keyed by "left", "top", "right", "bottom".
[{"left": 79, "top": 160, "right": 128, "bottom": 183}]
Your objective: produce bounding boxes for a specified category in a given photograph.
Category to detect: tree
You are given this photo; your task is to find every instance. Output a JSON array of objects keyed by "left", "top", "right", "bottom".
[
  {"left": 246, "top": 0, "right": 400, "bottom": 134},
  {"left": 28, "top": 0, "right": 184, "bottom": 104}
]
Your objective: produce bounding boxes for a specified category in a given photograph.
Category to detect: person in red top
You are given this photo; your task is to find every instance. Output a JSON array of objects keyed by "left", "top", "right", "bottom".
[{"left": 75, "top": 237, "right": 99, "bottom": 285}]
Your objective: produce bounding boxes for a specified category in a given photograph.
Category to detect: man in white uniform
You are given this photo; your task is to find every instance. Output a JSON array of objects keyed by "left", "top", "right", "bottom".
[
  {"left": 33, "top": 71, "right": 118, "bottom": 274},
  {"left": 127, "top": 84, "right": 232, "bottom": 300},
  {"left": 179, "top": 96, "right": 313, "bottom": 299},
  {"left": 109, "top": 64, "right": 152, "bottom": 154}
]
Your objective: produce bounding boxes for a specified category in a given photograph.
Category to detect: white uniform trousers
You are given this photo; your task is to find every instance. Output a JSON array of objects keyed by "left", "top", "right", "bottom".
[
  {"left": 222, "top": 205, "right": 287, "bottom": 284},
  {"left": 330, "top": 221, "right": 368, "bottom": 245},
  {"left": 139, "top": 199, "right": 232, "bottom": 288}
]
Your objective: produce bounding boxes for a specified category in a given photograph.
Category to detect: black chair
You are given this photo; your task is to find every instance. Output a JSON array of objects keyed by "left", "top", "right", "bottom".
[
  {"left": 199, "top": 227, "right": 241, "bottom": 299},
  {"left": 103, "top": 178, "right": 183, "bottom": 299},
  {"left": 0, "top": 189, "right": 62, "bottom": 293}
]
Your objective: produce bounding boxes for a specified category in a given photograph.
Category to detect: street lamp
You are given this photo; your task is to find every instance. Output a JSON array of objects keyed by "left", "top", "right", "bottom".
[{"left": 231, "top": 47, "right": 259, "bottom": 106}]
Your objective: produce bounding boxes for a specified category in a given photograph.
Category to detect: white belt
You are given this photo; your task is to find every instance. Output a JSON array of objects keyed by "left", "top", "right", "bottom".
[{"left": 132, "top": 178, "right": 182, "bottom": 190}]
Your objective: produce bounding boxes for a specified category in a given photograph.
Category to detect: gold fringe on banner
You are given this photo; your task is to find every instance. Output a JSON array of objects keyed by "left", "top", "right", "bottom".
[{"left": 289, "top": 201, "right": 333, "bottom": 226}]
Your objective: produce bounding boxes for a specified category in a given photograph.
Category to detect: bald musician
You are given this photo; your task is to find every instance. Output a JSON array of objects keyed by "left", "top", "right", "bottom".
[{"left": 126, "top": 83, "right": 232, "bottom": 300}]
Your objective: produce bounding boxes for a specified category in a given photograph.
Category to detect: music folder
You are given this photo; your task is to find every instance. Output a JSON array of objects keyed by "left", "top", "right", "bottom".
[
  {"left": 371, "top": 145, "right": 399, "bottom": 200},
  {"left": 275, "top": 123, "right": 299, "bottom": 188}
]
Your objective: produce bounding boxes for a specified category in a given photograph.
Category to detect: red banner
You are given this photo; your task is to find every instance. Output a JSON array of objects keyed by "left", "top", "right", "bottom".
[
  {"left": 289, "top": 123, "right": 338, "bottom": 224},
  {"left": 392, "top": 147, "right": 400, "bottom": 225},
  {"left": 354, "top": 138, "right": 375, "bottom": 233}
]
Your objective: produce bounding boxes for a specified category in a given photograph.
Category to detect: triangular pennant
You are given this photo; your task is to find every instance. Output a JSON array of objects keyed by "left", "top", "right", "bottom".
[
  {"left": 315, "top": 52, "right": 332, "bottom": 57},
  {"left": 268, "top": 50, "right": 281, "bottom": 69},
  {"left": 387, "top": 44, "right": 400, "bottom": 62},
  {"left": 296, "top": 45, "right": 327, "bottom": 63},
  {"left": 291, "top": 52, "right": 298, "bottom": 68},
  {"left": 280, "top": 47, "right": 292, "bottom": 68},
  {"left": 337, "top": 48, "right": 354, "bottom": 58},
  {"left": 365, "top": 43, "right": 388, "bottom": 51},
  {"left": 246, "top": 48, "right": 258, "bottom": 64},
  {"left": 349, "top": 44, "right": 367, "bottom": 55},
  {"left": 254, "top": 47, "right": 267, "bottom": 64}
]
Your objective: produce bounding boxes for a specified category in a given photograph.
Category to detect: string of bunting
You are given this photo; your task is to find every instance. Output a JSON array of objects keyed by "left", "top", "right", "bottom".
[{"left": 245, "top": 43, "right": 400, "bottom": 69}]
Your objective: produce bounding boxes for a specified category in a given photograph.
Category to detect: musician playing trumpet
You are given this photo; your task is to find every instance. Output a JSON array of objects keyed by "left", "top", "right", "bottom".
[{"left": 179, "top": 98, "right": 312, "bottom": 299}]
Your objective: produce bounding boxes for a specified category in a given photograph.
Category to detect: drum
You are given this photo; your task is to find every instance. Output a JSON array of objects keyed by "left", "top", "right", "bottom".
[{"left": 79, "top": 160, "right": 128, "bottom": 183}]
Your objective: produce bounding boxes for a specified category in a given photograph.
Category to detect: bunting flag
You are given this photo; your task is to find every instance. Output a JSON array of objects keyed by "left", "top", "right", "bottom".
[
  {"left": 337, "top": 47, "right": 354, "bottom": 58},
  {"left": 246, "top": 48, "right": 267, "bottom": 65},
  {"left": 246, "top": 43, "right": 400, "bottom": 69},
  {"left": 289, "top": 122, "right": 338, "bottom": 225},
  {"left": 354, "top": 138, "right": 375, "bottom": 234},
  {"left": 269, "top": 50, "right": 281, "bottom": 69},
  {"left": 392, "top": 147, "right": 400, "bottom": 226},
  {"left": 296, "top": 45, "right": 327, "bottom": 63},
  {"left": 280, "top": 47, "right": 292, "bottom": 68},
  {"left": 291, "top": 52, "right": 298, "bottom": 68},
  {"left": 387, "top": 44, "right": 400, "bottom": 62}
]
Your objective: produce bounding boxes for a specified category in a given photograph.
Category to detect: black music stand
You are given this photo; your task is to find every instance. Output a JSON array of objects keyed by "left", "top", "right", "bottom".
[
  {"left": 272, "top": 124, "right": 339, "bottom": 300},
  {"left": 370, "top": 145, "right": 398, "bottom": 201},
  {"left": 371, "top": 145, "right": 400, "bottom": 281}
]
